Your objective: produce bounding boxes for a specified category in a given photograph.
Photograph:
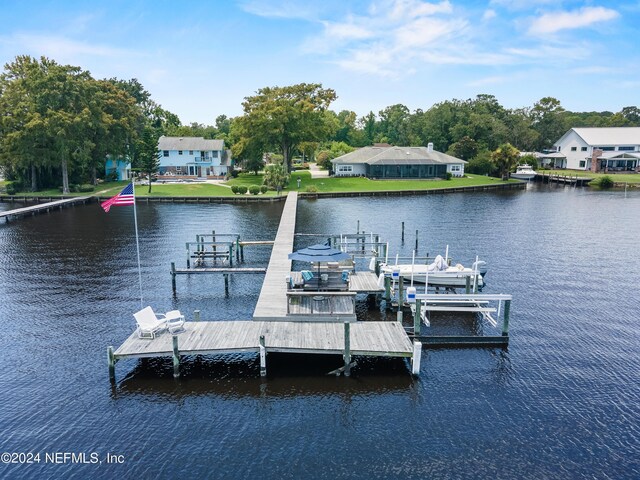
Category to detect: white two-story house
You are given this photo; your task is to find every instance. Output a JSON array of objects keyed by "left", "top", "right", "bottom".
[
  {"left": 553, "top": 128, "right": 640, "bottom": 171},
  {"left": 157, "top": 136, "right": 231, "bottom": 178}
]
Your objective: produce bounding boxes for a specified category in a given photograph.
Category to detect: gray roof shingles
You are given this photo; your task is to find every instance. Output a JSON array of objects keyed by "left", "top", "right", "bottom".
[
  {"left": 331, "top": 146, "right": 466, "bottom": 165},
  {"left": 158, "top": 136, "right": 224, "bottom": 151}
]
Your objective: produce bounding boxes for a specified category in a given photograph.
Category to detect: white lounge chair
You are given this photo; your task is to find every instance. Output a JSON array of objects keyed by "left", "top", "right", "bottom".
[
  {"left": 134, "top": 306, "right": 168, "bottom": 339},
  {"left": 165, "top": 310, "right": 185, "bottom": 334}
]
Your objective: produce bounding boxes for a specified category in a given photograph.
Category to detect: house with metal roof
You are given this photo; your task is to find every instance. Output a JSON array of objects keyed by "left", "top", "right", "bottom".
[
  {"left": 330, "top": 143, "right": 466, "bottom": 179},
  {"left": 553, "top": 127, "right": 640, "bottom": 171},
  {"left": 157, "top": 136, "right": 231, "bottom": 178}
]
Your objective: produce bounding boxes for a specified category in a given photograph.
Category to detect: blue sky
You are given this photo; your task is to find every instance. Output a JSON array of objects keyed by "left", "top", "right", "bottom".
[{"left": 1, "top": 0, "right": 638, "bottom": 124}]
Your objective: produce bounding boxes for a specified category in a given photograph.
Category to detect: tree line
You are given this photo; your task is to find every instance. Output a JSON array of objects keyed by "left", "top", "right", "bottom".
[{"left": 2, "top": 55, "right": 638, "bottom": 193}]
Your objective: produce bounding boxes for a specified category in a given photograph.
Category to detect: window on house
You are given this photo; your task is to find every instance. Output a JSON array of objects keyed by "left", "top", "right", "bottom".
[
  {"left": 178, "top": 150, "right": 183, "bottom": 155},
  {"left": 212, "top": 151, "right": 219, "bottom": 158},
  {"left": 571, "top": 147, "right": 577, "bottom": 151},
  {"left": 176, "top": 166, "right": 182, "bottom": 172},
  {"left": 450, "top": 165, "right": 461, "bottom": 171},
  {"left": 163, "top": 150, "right": 169, "bottom": 157},
  {"left": 579, "top": 161, "right": 586, "bottom": 168},
  {"left": 581, "top": 147, "right": 587, "bottom": 151},
  {"left": 337, "top": 165, "right": 353, "bottom": 173},
  {"left": 618, "top": 146, "right": 634, "bottom": 151},
  {"left": 598, "top": 146, "right": 615, "bottom": 151},
  {"left": 189, "top": 150, "right": 194, "bottom": 155}
]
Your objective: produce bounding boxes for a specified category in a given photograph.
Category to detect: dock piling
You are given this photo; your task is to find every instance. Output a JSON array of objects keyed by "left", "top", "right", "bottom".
[
  {"left": 401, "top": 222, "right": 405, "bottom": 243},
  {"left": 414, "top": 299, "right": 422, "bottom": 336},
  {"left": 411, "top": 341, "right": 422, "bottom": 375},
  {"left": 224, "top": 274, "right": 229, "bottom": 297},
  {"left": 107, "top": 346, "right": 116, "bottom": 380},
  {"left": 344, "top": 322, "right": 351, "bottom": 377},
  {"left": 465, "top": 276, "right": 471, "bottom": 294},
  {"left": 259, "top": 335, "right": 267, "bottom": 377},
  {"left": 172, "top": 335, "right": 180, "bottom": 378},
  {"left": 384, "top": 276, "right": 391, "bottom": 302},
  {"left": 171, "top": 262, "right": 177, "bottom": 292},
  {"left": 502, "top": 300, "right": 511, "bottom": 336},
  {"left": 415, "top": 230, "right": 418, "bottom": 251},
  {"left": 194, "top": 309, "right": 201, "bottom": 322},
  {"left": 186, "top": 243, "right": 190, "bottom": 269}
]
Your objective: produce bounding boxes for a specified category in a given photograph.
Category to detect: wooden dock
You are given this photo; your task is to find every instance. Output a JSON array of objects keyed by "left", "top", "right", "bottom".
[
  {"left": 0, "top": 196, "right": 93, "bottom": 222},
  {"left": 253, "top": 191, "right": 298, "bottom": 321},
  {"left": 108, "top": 319, "right": 416, "bottom": 379}
]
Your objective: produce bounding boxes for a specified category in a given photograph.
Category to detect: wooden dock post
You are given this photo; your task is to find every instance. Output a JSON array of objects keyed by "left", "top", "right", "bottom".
[
  {"left": 224, "top": 274, "right": 229, "bottom": 297},
  {"left": 171, "top": 262, "right": 177, "bottom": 292},
  {"left": 343, "top": 322, "right": 351, "bottom": 377},
  {"left": 415, "top": 230, "right": 419, "bottom": 251},
  {"left": 384, "top": 276, "right": 391, "bottom": 302},
  {"left": 240, "top": 244, "right": 244, "bottom": 262},
  {"left": 194, "top": 309, "right": 201, "bottom": 321},
  {"left": 356, "top": 220, "right": 360, "bottom": 235},
  {"left": 401, "top": 222, "right": 405, "bottom": 243},
  {"left": 212, "top": 230, "right": 216, "bottom": 258},
  {"left": 465, "top": 276, "right": 471, "bottom": 294},
  {"left": 259, "top": 335, "right": 267, "bottom": 377},
  {"left": 236, "top": 237, "right": 240, "bottom": 262},
  {"left": 107, "top": 346, "right": 116, "bottom": 380},
  {"left": 414, "top": 299, "right": 422, "bottom": 336},
  {"left": 228, "top": 245, "right": 233, "bottom": 266},
  {"left": 172, "top": 335, "right": 180, "bottom": 378},
  {"left": 411, "top": 341, "right": 422, "bottom": 375},
  {"left": 502, "top": 300, "right": 511, "bottom": 336},
  {"left": 186, "top": 243, "right": 190, "bottom": 269},
  {"left": 397, "top": 276, "right": 404, "bottom": 322}
]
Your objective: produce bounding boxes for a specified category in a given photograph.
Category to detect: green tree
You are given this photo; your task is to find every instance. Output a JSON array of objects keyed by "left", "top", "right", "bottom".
[
  {"left": 243, "top": 156, "right": 265, "bottom": 175},
  {"left": 134, "top": 125, "right": 160, "bottom": 193},
  {"left": 234, "top": 83, "right": 337, "bottom": 172},
  {"left": 447, "top": 136, "right": 478, "bottom": 160},
  {"left": 262, "top": 162, "right": 290, "bottom": 194},
  {"left": 491, "top": 143, "right": 520, "bottom": 180},
  {"left": 531, "top": 97, "right": 568, "bottom": 150}
]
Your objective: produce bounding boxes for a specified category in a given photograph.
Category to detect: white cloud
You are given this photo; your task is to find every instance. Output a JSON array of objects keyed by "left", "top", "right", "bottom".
[
  {"left": 528, "top": 6, "right": 620, "bottom": 35},
  {"left": 239, "top": 0, "right": 324, "bottom": 20},
  {"left": 490, "top": 0, "right": 556, "bottom": 10},
  {"left": 0, "top": 33, "right": 132, "bottom": 60},
  {"left": 482, "top": 9, "right": 496, "bottom": 21}
]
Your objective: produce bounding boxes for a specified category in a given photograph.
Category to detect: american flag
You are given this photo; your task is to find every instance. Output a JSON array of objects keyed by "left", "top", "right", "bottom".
[{"left": 101, "top": 183, "right": 135, "bottom": 212}]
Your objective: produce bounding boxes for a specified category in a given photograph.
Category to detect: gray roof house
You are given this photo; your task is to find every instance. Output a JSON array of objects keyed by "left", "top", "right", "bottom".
[
  {"left": 157, "top": 136, "right": 231, "bottom": 178},
  {"left": 331, "top": 143, "right": 467, "bottom": 179}
]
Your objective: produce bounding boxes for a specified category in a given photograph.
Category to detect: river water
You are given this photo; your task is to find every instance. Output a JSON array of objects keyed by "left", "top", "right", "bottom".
[{"left": 0, "top": 185, "right": 638, "bottom": 479}]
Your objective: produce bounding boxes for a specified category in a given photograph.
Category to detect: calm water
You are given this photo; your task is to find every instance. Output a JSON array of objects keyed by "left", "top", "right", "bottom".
[{"left": 1, "top": 185, "right": 639, "bottom": 479}]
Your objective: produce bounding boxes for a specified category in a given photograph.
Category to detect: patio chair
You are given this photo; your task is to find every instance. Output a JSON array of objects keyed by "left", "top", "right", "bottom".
[
  {"left": 165, "top": 310, "right": 185, "bottom": 334},
  {"left": 133, "top": 306, "right": 168, "bottom": 339}
]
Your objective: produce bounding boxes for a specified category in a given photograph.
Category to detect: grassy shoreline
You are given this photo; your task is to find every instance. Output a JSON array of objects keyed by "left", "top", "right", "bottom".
[{"left": 537, "top": 168, "right": 640, "bottom": 184}]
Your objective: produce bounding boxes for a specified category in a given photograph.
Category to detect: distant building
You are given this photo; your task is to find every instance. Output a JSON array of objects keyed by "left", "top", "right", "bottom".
[
  {"left": 331, "top": 143, "right": 466, "bottom": 179},
  {"left": 105, "top": 157, "right": 131, "bottom": 181},
  {"left": 552, "top": 127, "right": 640, "bottom": 171},
  {"left": 157, "top": 136, "right": 231, "bottom": 178}
]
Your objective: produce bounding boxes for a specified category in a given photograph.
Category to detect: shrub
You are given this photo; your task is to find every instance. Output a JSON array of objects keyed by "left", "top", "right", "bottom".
[
  {"left": 79, "top": 184, "right": 95, "bottom": 192},
  {"left": 260, "top": 185, "right": 268, "bottom": 194},
  {"left": 230, "top": 169, "right": 240, "bottom": 178},
  {"left": 249, "top": 185, "right": 260, "bottom": 195},
  {"left": 305, "top": 185, "right": 318, "bottom": 193},
  {"left": 70, "top": 184, "right": 80, "bottom": 193},
  {"left": 237, "top": 185, "right": 248, "bottom": 194},
  {"left": 445, "top": 172, "right": 452, "bottom": 180},
  {"left": 5, "top": 183, "right": 18, "bottom": 195},
  {"left": 231, "top": 185, "right": 239, "bottom": 194},
  {"left": 595, "top": 175, "right": 614, "bottom": 189}
]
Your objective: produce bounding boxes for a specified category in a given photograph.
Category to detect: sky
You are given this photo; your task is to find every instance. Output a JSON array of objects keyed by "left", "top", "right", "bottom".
[{"left": 1, "top": 0, "right": 639, "bottom": 125}]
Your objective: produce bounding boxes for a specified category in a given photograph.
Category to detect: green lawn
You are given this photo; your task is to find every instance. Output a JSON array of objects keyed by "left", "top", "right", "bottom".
[
  {"left": 8, "top": 181, "right": 130, "bottom": 197},
  {"left": 287, "top": 171, "right": 514, "bottom": 192},
  {"left": 134, "top": 183, "right": 236, "bottom": 197},
  {"left": 538, "top": 168, "right": 640, "bottom": 184}
]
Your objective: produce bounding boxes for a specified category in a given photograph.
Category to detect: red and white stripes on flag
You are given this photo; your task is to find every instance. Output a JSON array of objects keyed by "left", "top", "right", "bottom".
[{"left": 101, "top": 183, "right": 135, "bottom": 212}]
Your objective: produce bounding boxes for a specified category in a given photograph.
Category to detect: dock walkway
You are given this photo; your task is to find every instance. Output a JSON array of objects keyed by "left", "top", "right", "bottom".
[
  {"left": 113, "top": 320, "right": 412, "bottom": 359},
  {"left": 253, "top": 192, "right": 298, "bottom": 321},
  {"left": 0, "top": 196, "right": 93, "bottom": 222}
]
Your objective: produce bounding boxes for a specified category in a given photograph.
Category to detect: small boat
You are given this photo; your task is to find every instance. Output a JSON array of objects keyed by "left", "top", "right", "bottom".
[
  {"left": 511, "top": 164, "right": 537, "bottom": 180},
  {"left": 373, "top": 255, "right": 486, "bottom": 288}
]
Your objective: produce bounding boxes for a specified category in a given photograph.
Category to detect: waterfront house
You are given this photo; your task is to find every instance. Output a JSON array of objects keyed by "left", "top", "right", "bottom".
[
  {"left": 105, "top": 157, "right": 131, "bottom": 181},
  {"left": 331, "top": 143, "right": 466, "bottom": 179},
  {"left": 552, "top": 127, "right": 640, "bottom": 171},
  {"left": 157, "top": 136, "right": 231, "bottom": 178}
]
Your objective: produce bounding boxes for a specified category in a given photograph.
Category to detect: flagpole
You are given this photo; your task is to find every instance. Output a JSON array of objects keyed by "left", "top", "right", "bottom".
[{"left": 131, "top": 179, "right": 144, "bottom": 309}]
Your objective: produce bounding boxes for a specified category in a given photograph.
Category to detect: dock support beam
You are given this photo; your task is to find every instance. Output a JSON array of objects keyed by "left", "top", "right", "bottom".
[
  {"left": 172, "top": 335, "right": 180, "bottom": 378},
  {"left": 411, "top": 341, "right": 422, "bottom": 376},
  {"left": 224, "top": 274, "right": 229, "bottom": 297},
  {"left": 344, "top": 322, "right": 351, "bottom": 377},
  {"left": 414, "top": 299, "right": 422, "bottom": 336},
  {"left": 171, "top": 262, "right": 176, "bottom": 292},
  {"left": 259, "top": 335, "right": 267, "bottom": 377},
  {"left": 502, "top": 300, "right": 511, "bottom": 336},
  {"left": 107, "top": 346, "right": 116, "bottom": 381}
]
